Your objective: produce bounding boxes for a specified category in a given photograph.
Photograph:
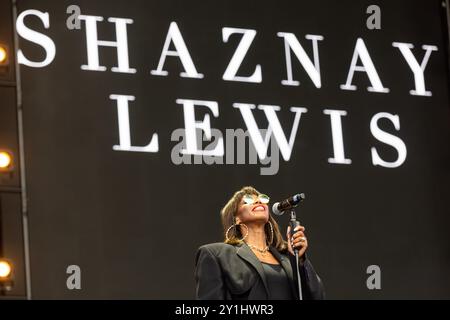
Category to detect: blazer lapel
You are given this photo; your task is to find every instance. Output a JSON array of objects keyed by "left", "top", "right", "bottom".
[
  {"left": 235, "top": 243, "right": 270, "bottom": 297},
  {"left": 269, "top": 246, "right": 298, "bottom": 298}
]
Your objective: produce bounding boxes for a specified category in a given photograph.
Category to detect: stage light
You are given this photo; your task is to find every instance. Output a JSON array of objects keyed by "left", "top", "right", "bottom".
[
  {"left": 0, "top": 260, "right": 12, "bottom": 278},
  {"left": 0, "top": 45, "right": 8, "bottom": 65},
  {"left": 0, "top": 259, "right": 14, "bottom": 292},
  {"left": 0, "top": 150, "right": 13, "bottom": 171}
]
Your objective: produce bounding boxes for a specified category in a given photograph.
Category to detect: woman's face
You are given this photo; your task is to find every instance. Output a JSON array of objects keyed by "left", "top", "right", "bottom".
[{"left": 235, "top": 193, "right": 270, "bottom": 224}]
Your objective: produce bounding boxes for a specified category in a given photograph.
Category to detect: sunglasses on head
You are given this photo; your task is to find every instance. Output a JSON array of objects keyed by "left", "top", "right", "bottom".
[{"left": 242, "top": 194, "right": 270, "bottom": 205}]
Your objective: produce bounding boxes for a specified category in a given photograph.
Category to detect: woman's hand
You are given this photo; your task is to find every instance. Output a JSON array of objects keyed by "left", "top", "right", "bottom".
[{"left": 286, "top": 225, "right": 308, "bottom": 258}]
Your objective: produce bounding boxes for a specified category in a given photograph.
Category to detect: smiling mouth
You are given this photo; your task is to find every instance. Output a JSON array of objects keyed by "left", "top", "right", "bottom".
[{"left": 252, "top": 205, "right": 265, "bottom": 212}]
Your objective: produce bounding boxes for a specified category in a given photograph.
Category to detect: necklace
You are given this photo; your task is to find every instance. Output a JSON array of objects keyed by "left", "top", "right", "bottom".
[{"left": 247, "top": 243, "right": 269, "bottom": 254}]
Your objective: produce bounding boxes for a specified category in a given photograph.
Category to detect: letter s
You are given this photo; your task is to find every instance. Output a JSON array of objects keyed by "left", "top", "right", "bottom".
[
  {"left": 17, "top": 9, "right": 56, "bottom": 68},
  {"left": 370, "top": 112, "right": 407, "bottom": 168}
]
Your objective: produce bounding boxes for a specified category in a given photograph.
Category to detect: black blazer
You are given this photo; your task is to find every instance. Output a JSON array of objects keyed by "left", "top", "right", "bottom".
[{"left": 194, "top": 242, "right": 325, "bottom": 300}]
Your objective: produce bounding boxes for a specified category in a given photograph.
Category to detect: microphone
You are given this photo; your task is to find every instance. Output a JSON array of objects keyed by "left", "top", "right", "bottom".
[
  {"left": 271, "top": 193, "right": 306, "bottom": 301},
  {"left": 271, "top": 193, "right": 305, "bottom": 215}
]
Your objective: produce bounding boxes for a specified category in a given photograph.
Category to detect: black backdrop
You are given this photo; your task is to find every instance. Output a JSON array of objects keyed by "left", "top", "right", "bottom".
[{"left": 8, "top": 0, "right": 450, "bottom": 298}]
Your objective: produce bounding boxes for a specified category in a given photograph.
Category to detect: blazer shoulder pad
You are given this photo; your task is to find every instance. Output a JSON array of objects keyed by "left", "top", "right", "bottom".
[{"left": 197, "top": 242, "right": 235, "bottom": 256}]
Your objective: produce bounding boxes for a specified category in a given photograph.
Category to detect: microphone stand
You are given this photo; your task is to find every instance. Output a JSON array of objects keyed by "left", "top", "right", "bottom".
[{"left": 289, "top": 209, "right": 303, "bottom": 300}]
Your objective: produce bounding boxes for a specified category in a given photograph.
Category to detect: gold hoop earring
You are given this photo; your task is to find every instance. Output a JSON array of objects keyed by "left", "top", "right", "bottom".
[
  {"left": 266, "top": 221, "right": 274, "bottom": 245},
  {"left": 225, "top": 223, "right": 249, "bottom": 242}
]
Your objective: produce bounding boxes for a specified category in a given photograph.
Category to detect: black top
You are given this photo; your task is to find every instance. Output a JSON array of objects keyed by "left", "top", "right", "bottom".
[
  {"left": 261, "top": 262, "right": 295, "bottom": 300},
  {"left": 194, "top": 242, "right": 325, "bottom": 300}
]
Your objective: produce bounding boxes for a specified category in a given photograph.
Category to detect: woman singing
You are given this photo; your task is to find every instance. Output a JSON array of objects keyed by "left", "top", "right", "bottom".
[{"left": 194, "top": 186, "right": 325, "bottom": 300}]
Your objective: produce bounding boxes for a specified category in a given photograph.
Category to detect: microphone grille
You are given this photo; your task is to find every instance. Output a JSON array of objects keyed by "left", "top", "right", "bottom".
[{"left": 272, "top": 202, "right": 284, "bottom": 216}]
